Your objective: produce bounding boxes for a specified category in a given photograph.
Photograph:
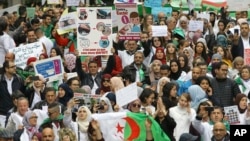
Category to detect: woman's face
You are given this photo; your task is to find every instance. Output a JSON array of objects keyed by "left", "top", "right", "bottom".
[
  {"left": 168, "top": 45, "right": 175, "bottom": 54},
  {"left": 178, "top": 95, "right": 189, "bottom": 108},
  {"left": 235, "top": 61, "right": 244, "bottom": 71},
  {"left": 70, "top": 80, "right": 80, "bottom": 91},
  {"left": 171, "top": 62, "right": 178, "bottom": 73},
  {"left": 99, "top": 100, "right": 109, "bottom": 113},
  {"left": 200, "top": 79, "right": 209, "bottom": 91},
  {"left": 29, "top": 113, "right": 38, "bottom": 127},
  {"left": 62, "top": 135, "right": 71, "bottom": 141},
  {"left": 239, "top": 97, "right": 248, "bottom": 110},
  {"left": 32, "top": 135, "right": 39, "bottom": 141},
  {"left": 178, "top": 57, "right": 185, "bottom": 68},
  {"left": 145, "top": 93, "right": 155, "bottom": 105},
  {"left": 180, "top": 21, "right": 187, "bottom": 29},
  {"left": 196, "top": 43, "right": 204, "bottom": 54},
  {"left": 50, "top": 49, "right": 57, "bottom": 57},
  {"left": 217, "top": 47, "right": 224, "bottom": 58},
  {"left": 146, "top": 15, "right": 153, "bottom": 25},
  {"left": 130, "top": 100, "right": 141, "bottom": 113},
  {"left": 183, "top": 50, "right": 190, "bottom": 58},
  {"left": 102, "top": 78, "right": 110, "bottom": 87},
  {"left": 58, "top": 87, "right": 66, "bottom": 98},
  {"left": 52, "top": 29, "right": 57, "bottom": 37},
  {"left": 170, "top": 86, "right": 177, "bottom": 97},
  {"left": 156, "top": 50, "right": 164, "bottom": 59},
  {"left": 218, "top": 22, "right": 225, "bottom": 31},
  {"left": 241, "top": 68, "right": 250, "bottom": 80},
  {"left": 78, "top": 107, "right": 88, "bottom": 120},
  {"left": 152, "top": 62, "right": 161, "bottom": 73},
  {"left": 153, "top": 38, "right": 161, "bottom": 47}
]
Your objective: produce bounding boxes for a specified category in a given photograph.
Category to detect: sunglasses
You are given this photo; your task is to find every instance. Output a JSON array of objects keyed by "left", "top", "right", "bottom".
[
  {"left": 103, "top": 79, "right": 110, "bottom": 82},
  {"left": 132, "top": 103, "right": 141, "bottom": 108}
]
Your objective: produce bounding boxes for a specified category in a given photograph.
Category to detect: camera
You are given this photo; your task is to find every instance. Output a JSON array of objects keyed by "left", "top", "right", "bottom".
[
  {"left": 205, "top": 107, "right": 214, "bottom": 112},
  {"left": 97, "top": 104, "right": 104, "bottom": 110}
]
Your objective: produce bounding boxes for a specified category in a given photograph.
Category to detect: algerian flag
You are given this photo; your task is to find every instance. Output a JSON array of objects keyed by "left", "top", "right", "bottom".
[
  {"left": 91, "top": 112, "right": 170, "bottom": 141},
  {"left": 202, "top": 0, "right": 227, "bottom": 10}
]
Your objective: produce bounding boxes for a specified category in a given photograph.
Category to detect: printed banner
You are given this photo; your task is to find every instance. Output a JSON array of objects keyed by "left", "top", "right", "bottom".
[
  {"left": 33, "top": 56, "right": 64, "bottom": 82},
  {"left": 144, "top": 0, "right": 162, "bottom": 7},
  {"left": 47, "top": 0, "right": 60, "bottom": 4},
  {"left": 77, "top": 7, "right": 112, "bottom": 56},
  {"left": 151, "top": 7, "right": 172, "bottom": 21},
  {"left": 244, "top": 48, "right": 250, "bottom": 65},
  {"left": 9, "top": 42, "right": 43, "bottom": 69},
  {"left": 66, "top": 0, "right": 80, "bottom": 6},
  {"left": 116, "top": 3, "right": 140, "bottom": 40},
  {"left": 59, "top": 12, "right": 77, "bottom": 31},
  {"left": 224, "top": 106, "right": 240, "bottom": 124}
]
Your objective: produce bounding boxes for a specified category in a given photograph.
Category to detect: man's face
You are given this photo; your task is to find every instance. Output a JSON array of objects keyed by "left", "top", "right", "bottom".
[
  {"left": 210, "top": 109, "right": 224, "bottom": 123},
  {"left": 160, "top": 69, "right": 170, "bottom": 77},
  {"left": 168, "top": 19, "right": 177, "bottom": 30},
  {"left": 6, "top": 61, "right": 16, "bottom": 75},
  {"left": 88, "top": 63, "right": 98, "bottom": 75},
  {"left": 45, "top": 91, "right": 56, "bottom": 104},
  {"left": 172, "top": 12, "right": 179, "bottom": 20},
  {"left": 27, "top": 31, "right": 37, "bottom": 43},
  {"left": 131, "top": 17, "right": 140, "bottom": 25},
  {"left": 235, "top": 11, "right": 242, "bottom": 20},
  {"left": 32, "top": 23, "right": 40, "bottom": 30},
  {"left": 127, "top": 41, "right": 137, "bottom": 52},
  {"left": 17, "top": 100, "right": 29, "bottom": 116},
  {"left": 199, "top": 65, "right": 208, "bottom": 76},
  {"left": 45, "top": 17, "right": 51, "bottom": 25},
  {"left": 42, "top": 128, "right": 55, "bottom": 141},
  {"left": 192, "top": 68, "right": 201, "bottom": 81},
  {"left": 134, "top": 53, "right": 143, "bottom": 65},
  {"left": 240, "top": 24, "right": 250, "bottom": 37},
  {"left": 215, "top": 64, "right": 228, "bottom": 79},
  {"left": 140, "top": 33, "right": 148, "bottom": 42},
  {"left": 213, "top": 123, "right": 227, "bottom": 141},
  {"left": 47, "top": 107, "right": 59, "bottom": 121}
]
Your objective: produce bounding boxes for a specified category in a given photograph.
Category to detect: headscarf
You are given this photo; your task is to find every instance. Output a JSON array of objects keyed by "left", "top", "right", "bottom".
[
  {"left": 178, "top": 54, "right": 190, "bottom": 73},
  {"left": 149, "top": 60, "right": 162, "bottom": 83},
  {"left": 110, "top": 76, "right": 124, "bottom": 93},
  {"left": 153, "top": 48, "right": 166, "bottom": 64},
  {"left": 76, "top": 106, "right": 92, "bottom": 133},
  {"left": 156, "top": 77, "right": 170, "bottom": 94},
  {"left": 235, "top": 93, "right": 247, "bottom": 113},
  {"left": 99, "top": 74, "right": 112, "bottom": 94},
  {"left": 100, "top": 96, "right": 113, "bottom": 113},
  {"left": 217, "top": 34, "right": 228, "bottom": 48},
  {"left": 106, "top": 92, "right": 116, "bottom": 105},
  {"left": 183, "top": 47, "right": 194, "bottom": 68},
  {"left": 212, "top": 53, "right": 222, "bottom": 62},
  {"left": 22, "top": 110, "right": 39, "bottom": 140},
  {"left": 188, "top": 85, "right": 208, "bottom": 111},
  {"left": 58, "top": 83, "right": 74, "bottom": 106},
  {"left": 169, "top": 59, "right": 182, "bottom": 81}
]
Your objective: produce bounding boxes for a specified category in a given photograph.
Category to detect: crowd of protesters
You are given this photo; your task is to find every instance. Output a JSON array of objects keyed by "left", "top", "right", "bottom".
[{"left": 0, "top": 0, "right": 250, "bottom": 141}]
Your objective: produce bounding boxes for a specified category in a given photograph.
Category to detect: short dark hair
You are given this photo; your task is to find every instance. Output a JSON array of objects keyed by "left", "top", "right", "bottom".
[
  {"left": 66, "top": 77, "right": 80, "bottom": 86},
  {"left": 3, "top": 60, "right": 12, "bottom": 73},
  {"left": 88, "top": 60, "right": 98, "bottom": 67},
  {"left": 160, "top": 64, "right": 170, "bottom": 71},
  {"left": 18, "top": 6, "right": 27, "bottom": 16},
  {"left": 44, "top": 87, "right": 56, "bottom": 95},
  {"left": 31, "top": 18, "right": 40, "bottom": 25},
  {"left": 48, "top": 102, "right": 60, "bottom": 109}
]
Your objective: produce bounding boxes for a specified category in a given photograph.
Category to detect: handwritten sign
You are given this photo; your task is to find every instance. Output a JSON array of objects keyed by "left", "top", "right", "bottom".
[
  {"left": 59, "top": 12, "right": 77, "bottom": 31},
  {"left": 188, "top": 20, "right": 204, "bottom": 32},
  {"left": 197, "top": 13, "right": 210, "bottom": 21},
  {"left": 152, "top": 25, "right": 168, "bottom": 37},
  {"left": 116, "top": 83, "right": 138, "bottom": 107},
  {"left": 47, "top": 0, "right": 60, "bottom": 4},
  {"left": 115, "top": 3, "right": 140, "bottom": 40},
  {"left": 77, "top": 7, "right": 112, "bottom": 56},
  {"left": 66, "top": 0, "right": 80, "bottom": 6},
  {"left": 33, "top": 56, "right": 64, "bottom": 82},
  {"left": 244, "top": 48, "right": 250, "bottom": 65},
  {"left": 9, "top": 42, "right": 43, "bottom": 69}
]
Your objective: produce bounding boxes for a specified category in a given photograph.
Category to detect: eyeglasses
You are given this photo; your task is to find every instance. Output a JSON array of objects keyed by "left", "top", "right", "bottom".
[
  {"left": 132, "top": 103, "right": 141, "bottom": 108},
  {"left": 103, "top": 79, "right": 110, "bottom": 82},
  {"left": 30, "top": 116, "right": 38, "bottom": 119}
]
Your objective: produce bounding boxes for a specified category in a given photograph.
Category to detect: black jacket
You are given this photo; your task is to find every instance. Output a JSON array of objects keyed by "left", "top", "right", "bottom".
[
  {"left": 25, "top": 86, "right": 46, "bottom": 108},
  {"left": 211, "top": 133, "right": 230, "bottom": 141},
  {"left": 231, "top": 37, "right": 250, "bottom": 59},
  {"left": 155, "top": 114, "right": 176, "bottom": 141},
  {"left": 0, "top": 74, "right": 25, "bottom": 115}
]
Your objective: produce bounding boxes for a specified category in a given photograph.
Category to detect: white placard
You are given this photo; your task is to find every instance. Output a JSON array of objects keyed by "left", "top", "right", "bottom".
[
  {"left": 152, "top": 25, "right": 168, "bottom": 37},
  {"left": 197, "top": 13, "right": 210, "bottom": 21},
  {"left": 47, "top": 0, "right": 60, "bottom": 4},
  {"left": 227, "top": 0, "right": 250, "bottom": 11},
  {"left": 116, "top": 83, "right": 138, "bottom": 107},
  {"left": 59, "top": 12, "right": 77, "bottom": 31},
  {"left": 8, "top": 42, "right": 43, "bottom": 69},
  {"left": 224, "top": 105, "right": 240, "bottom": 124},
  {"left": 66, "top": 0, "right": 80, "bottom": 6},
  {"left": 188, "top": 20, "right": 204, "bottom": 32}
]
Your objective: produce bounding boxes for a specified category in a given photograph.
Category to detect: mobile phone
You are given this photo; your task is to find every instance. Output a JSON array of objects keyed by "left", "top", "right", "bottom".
[{"left": 234, "top": 29, "right": 239, "bottom": 35}]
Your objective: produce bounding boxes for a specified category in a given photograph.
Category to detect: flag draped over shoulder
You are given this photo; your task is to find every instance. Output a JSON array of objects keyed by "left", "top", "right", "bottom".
[{"left": 91, "top": 112, "right": 170, "bottom": 141}]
